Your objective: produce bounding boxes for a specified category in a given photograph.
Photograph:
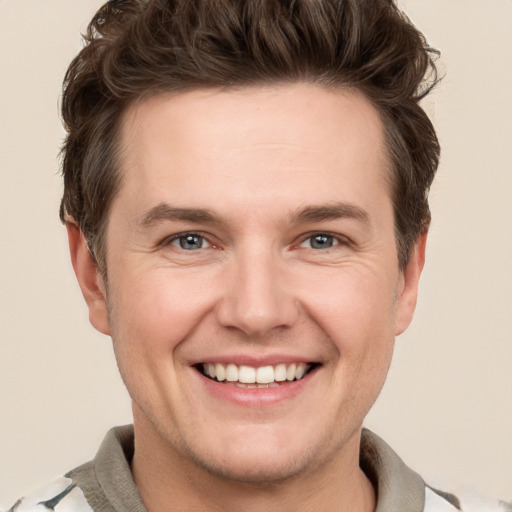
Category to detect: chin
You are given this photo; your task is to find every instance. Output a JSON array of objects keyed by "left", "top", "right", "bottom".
[
  {"left": 176, "top": 426, "right": 325, "bottom": 485},
  {"left": 188, "top": 447, "right": 313, "bottom": 485}
]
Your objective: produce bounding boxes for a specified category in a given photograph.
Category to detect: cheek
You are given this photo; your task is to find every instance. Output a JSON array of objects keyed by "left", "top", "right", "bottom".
[
  {"left": 106, "top": 267, "right": 221, "bottom": 409},
  {"left": 298, "top": 265, "right": 399, "bottom": 347},
  {"left": 108, "top": 266, "right": 220, "bottom": 354}
]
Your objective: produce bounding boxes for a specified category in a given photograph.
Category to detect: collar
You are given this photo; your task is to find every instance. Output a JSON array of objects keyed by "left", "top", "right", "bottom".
[{"left": 91, "top": 425, "right": 428, "bottom": 512}]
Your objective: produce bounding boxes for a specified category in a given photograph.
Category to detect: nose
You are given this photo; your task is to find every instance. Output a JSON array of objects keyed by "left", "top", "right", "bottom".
[{"left": 216, "top": 247, "right": 299, "bottom": 337}]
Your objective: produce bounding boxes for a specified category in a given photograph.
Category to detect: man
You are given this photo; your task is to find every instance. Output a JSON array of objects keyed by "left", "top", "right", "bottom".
[{"left": 5, "top": 0, "right": 510, "bottom": 511}]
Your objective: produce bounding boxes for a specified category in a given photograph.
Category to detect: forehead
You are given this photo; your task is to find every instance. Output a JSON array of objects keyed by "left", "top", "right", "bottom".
[{"left": 116, "top": 84, "right": 390, "bottom": 224}]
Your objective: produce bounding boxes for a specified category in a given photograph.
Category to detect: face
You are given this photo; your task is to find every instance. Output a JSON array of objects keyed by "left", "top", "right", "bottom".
[{"left": 72, "top": 84, "right": 424, "bottom": 484}]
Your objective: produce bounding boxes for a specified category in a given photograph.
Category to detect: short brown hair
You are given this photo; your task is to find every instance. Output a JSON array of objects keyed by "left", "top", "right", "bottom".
[{"left": 60, "top": 0, "right": 440, "bottom": 271}]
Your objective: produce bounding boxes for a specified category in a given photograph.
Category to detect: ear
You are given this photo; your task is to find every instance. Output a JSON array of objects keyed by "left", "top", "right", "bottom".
[
  {"left": 66, "top": 222, "right": 111, "bottom": 335},
  {"left": 395, "top": 232, "right": 427, "bottom": 336}
]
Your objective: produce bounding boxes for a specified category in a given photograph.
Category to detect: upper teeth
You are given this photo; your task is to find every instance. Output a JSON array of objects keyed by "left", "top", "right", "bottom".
[{"left": 202, "top": 363, "right": 309, "bottom": 384}]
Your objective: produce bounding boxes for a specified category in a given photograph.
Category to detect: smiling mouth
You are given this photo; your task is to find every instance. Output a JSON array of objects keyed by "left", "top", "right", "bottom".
[{"left": 196, "top": 362, "right": 319, "bottom": 388}]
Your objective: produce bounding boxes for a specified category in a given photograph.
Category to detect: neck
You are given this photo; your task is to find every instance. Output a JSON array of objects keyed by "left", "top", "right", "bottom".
[{"left": 131, "top": 417, "right": 375, "bottom": 512}]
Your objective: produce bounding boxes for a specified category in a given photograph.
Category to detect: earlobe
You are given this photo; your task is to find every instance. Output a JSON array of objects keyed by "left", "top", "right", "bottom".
[
  {"left": 66, "top": 222, "right": 111, "bottom": 336},
  {"left": 395, "top": 232, "right": 427, "bottom": 336}
]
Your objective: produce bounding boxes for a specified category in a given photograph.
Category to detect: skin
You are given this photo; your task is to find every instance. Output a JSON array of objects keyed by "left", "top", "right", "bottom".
[{"left": 68, "top": 84, "right": 426, "bottom": 512}]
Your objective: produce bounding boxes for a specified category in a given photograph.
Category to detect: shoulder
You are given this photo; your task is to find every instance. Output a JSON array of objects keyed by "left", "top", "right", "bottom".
[
  {"left": 426, "top": 485, "right": 512, "bottom": 512},
  {"left": 360, "top": 429, "right": 510, "bottom": 512},
  {"left": 3, "top": 477, "right": 92, "bottom": 512},
  {"left": 4, "top": 426, "right": 137, "bottom": 512}
]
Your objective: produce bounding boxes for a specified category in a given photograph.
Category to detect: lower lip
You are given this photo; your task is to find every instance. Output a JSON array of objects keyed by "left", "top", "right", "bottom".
[{"left": 195, "top": 368, "right": 318, "bottom": 407}]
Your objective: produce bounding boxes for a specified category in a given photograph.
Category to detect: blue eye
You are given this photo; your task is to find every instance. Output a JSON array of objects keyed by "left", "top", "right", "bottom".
[
  {"left": 301, "top": 234, "right": 339, "bottom": 249},
  {"left": 171, "top": 234, "right": 209, "bottom": 251}
]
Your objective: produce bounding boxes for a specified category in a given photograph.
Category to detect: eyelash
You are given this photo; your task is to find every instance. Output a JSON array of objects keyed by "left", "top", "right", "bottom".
[
  {"left": 162, "top": 231, "right": 349, "bottom": 252},
  {"left": 164, "top": 232, "right": 213, "bottom": 251},
  {"left": 297, "top": 232, "right": 350, "bottom": 250}
]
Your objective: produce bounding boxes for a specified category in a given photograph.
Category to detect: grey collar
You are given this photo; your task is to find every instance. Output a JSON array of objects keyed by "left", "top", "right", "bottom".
[
  {"left": 360, "top": 428, "right": 426, "bottom": 512},
  {"left": 88, "top": 425, "right": 427, "bottom": 512}
]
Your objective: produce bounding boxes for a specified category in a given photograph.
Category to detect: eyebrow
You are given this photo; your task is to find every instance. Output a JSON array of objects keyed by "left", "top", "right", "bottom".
[
  {"left": 139, "top": 201, "right": 370, "bottom": 229},
  {"left": 139, "top": 203, "right": 222, "bottom": 228},
  {"left": 291, "top": 202, "right": 370, "bottom": 225}
]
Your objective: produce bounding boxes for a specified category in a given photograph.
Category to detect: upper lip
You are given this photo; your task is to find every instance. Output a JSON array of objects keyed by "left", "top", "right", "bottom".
[{"left": 189, "top": 354, "right": 320, "bottom": 367}]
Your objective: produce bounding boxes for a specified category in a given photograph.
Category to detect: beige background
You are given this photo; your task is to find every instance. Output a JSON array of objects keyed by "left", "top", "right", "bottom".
[{"left": 0, "top": 0, "right": 511, "bottom": 506}]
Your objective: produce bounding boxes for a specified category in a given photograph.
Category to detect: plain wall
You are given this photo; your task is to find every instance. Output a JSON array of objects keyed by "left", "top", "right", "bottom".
[{"left": 1, "top": 0, "right": 511, "bottom": 506}]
